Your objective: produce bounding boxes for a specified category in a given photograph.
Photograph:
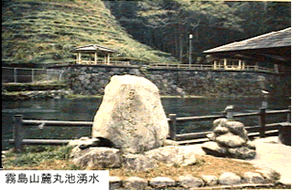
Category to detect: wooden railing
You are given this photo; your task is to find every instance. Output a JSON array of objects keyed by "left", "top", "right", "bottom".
[
  {"left": 8, "top": 107, "right": 290, "bottom": 152},
  {"left": 75, "top": 60, "right": 130, "bottom": 66},
  {"left": 67, "top": 61, "right": 281, "bottom": 73},
  {"left": 148, "top": 63, "right": 278, "bottom": 73},
  {"left": 168, "top": 107, "right": 290, "bottom": 145}
]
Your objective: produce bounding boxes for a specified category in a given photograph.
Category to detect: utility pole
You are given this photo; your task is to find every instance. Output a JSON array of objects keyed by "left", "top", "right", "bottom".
[{"left": 189, "top": 33, "right": 193, "bottom": 68}]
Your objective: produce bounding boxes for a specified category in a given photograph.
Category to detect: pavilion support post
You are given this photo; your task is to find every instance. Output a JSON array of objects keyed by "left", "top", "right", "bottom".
[
  {"left": 255, "top": 63, "right": 259, "bottom": 71},
  {"left": 238, "top": 60, "right": 242, "bottom": 70},
  {"left": 274, "top": 64, "right": 279, "bottom": 73},
  {"left": 14, "top": 68, "right": 17, "bottom": 83},
  {"left": 107, "top": 54, "right": 110, "bottom": 65},
  {"left": 94, "top": 52, "right": 97, "bottom": 65},
  {"left": 213, "top": 60, "right": 217, "bottom": 70},
  {"left": 78, "top": 53, "right": 81, "bottom": 64},
  {"left": 224, "top": 58, "right": 227, "bottom": 69}
]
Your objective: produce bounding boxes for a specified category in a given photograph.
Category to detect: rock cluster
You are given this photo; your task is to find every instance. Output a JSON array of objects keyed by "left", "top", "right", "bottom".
[
  {"left": 202, "top": 118, "right": 256, "bottom": 159},
  {"left": 69, "top": 141, "right": 197, "bottom": 171}
]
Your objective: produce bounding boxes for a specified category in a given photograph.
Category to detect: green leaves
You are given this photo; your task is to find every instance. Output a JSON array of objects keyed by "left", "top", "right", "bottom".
[{"left": 109, "top": 0, "right": 290, "bottom": 63}]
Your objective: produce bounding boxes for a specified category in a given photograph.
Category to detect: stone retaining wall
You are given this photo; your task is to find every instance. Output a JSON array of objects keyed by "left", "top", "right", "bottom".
[{"left": 58, "top": 65, "right": 290, "bottom": 97}]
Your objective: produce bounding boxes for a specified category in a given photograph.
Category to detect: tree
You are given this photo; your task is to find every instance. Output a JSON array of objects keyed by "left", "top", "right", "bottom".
[{"left": 107, "top": 0, "right": 290, "bottom": 63}]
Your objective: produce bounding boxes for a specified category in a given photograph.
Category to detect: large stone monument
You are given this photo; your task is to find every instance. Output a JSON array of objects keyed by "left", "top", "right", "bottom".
[{"left": 92, "top": 75, "right": 169, "bottom": 154}]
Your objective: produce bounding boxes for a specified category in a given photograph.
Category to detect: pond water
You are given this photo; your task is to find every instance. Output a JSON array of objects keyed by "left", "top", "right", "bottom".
[{"left": 2, "top": 96, "right": 290, "bottom": 150}]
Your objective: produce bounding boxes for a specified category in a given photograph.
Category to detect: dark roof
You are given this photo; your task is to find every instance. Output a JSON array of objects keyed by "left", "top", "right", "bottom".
[
  {"left": 71, "top": 44, "right": 117, "bottom": 54},
  {"left": 204, "top": 27, "right": 291, "bottom": 54}
]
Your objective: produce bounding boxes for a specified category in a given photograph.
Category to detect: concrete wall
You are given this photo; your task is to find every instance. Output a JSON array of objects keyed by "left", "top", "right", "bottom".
[{"left": 59, "top": 65, "right": 290, "bottom": 98}]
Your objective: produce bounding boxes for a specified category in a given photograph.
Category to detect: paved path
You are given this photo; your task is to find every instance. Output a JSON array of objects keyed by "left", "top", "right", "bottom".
[
  {"left": 186, "top": 136, "right": 291, "bottom": 185},
  {"left": 248, "top": 137, "right": 291, "bottom": 185}
]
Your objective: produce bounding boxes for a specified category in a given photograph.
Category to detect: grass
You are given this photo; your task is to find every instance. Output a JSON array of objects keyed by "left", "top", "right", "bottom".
[{"left": 3, "top": 145, "right": 81, "bottom": 170}]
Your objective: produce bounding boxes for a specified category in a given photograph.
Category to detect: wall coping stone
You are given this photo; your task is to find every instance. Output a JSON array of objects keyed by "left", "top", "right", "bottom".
[{"left": 110, "top": 170, "right": 278, "bottom": 189}]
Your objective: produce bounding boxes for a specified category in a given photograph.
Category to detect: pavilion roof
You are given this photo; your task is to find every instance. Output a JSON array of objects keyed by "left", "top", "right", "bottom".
[
  {"left": 204, "top": 27, "right": 291, "bottom": 54},
  {"left": 71, "top": 44, "right": 117, "bottom": 54}
]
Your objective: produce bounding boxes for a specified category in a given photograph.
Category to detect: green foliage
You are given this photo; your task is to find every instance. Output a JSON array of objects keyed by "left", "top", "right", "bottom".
[
  {"left": 2, "top": 0, "right": 290, "bottom": 66},
  {"left": 2, "top": 0, "right": 175, "bottom": 66},
  {"left": 108, "top": 0, "right": 290, "bottom": 63},
  {"left": 5, "top": 146, "right": 74, "bottom": 167}
]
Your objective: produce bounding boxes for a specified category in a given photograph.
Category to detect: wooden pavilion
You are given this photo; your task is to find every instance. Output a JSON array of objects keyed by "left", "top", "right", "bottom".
[
  {"left": 70, "top": 44, "right": 118, "bottom": 65},
  {"left": 203, "top": 27, "right": 291, "bottom": 73}
]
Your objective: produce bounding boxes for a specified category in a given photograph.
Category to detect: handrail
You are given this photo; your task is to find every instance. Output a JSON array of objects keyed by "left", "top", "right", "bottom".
[
  {"left": 176, "top": 114, "right": 222, "bottom": 122},
  {"left": 168, "top": 107, "right": 290, "bottom": 142},
  {"left": 9, "top": 107, "right": 291, "bottom": 152},
  {"left": 22, "top": 119, "right": 93, "bottom": 126},
  {"left": 173, "top": 109, "right": 290, "bottom": 122}
]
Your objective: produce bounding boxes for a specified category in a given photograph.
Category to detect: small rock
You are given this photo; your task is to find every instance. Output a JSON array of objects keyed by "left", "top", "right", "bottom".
[
  {"left": 228, "top": 146, "right": 256, "bottom": 159},
  {"left": 70, "top": 146, "right": 91, "bottom": 158},
  {"left": 201, "top": 175, "right": 218, "bottom": 186},
  {"left": 179, "top": 146, "right": 197, "bottom": 166},
  {"left": 149, "top": 177, "right": 176, "bottom": 188},
  {"left": 219, "top": 172, "right": 241, "bottom": 185},
  {"left": 256, "top": 169, "right": 277, "bottom": 181},
  {"left": 206, "top": 133, "right": 216, "bottom": 141},
  {"left": 163, "top": 139, "right": 179, "bottom": 146},
  {"left": 109, "top": 176, "right": 122, "bottom": 190},
  {"left": 245, "top": 141, "right": 256, "bottom": 150},
  {"left": 145, "top": 146, "right": 181, "bottom": 166},
  {"left": 212, "top": 118, "right": 249, "bottom": 141},
  {"left": 243, "top": 172, "right": 266, "bottom": 184},
  {"left": 123, "top": 154, "right": 156, "bottom": 171},
  {"left": 177, "top": 175, "right": 204, "bottom": 188},
  {"left": 145, "top": 146, "right": 197, "bottom": 167},
  {"left": 222, "top": 119, "right": 249, "bottom": 142},
  {"left": 123, "top": 177, "right": 148, "bottom": 189},
  {"left": 201, "top": 141, "right": 228, "bottom": 157},
  {"left": 213, "top": 126, "right": 229, "bottom": 135},
  {"left": 216, "top": 132, "right": 247, "bottom": 147},
  {"left": 72, "top": 147, "right": 121, "bottom": 169},
  {"left": 68, "top": 137, "right": 100, "bottom": 149}
]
